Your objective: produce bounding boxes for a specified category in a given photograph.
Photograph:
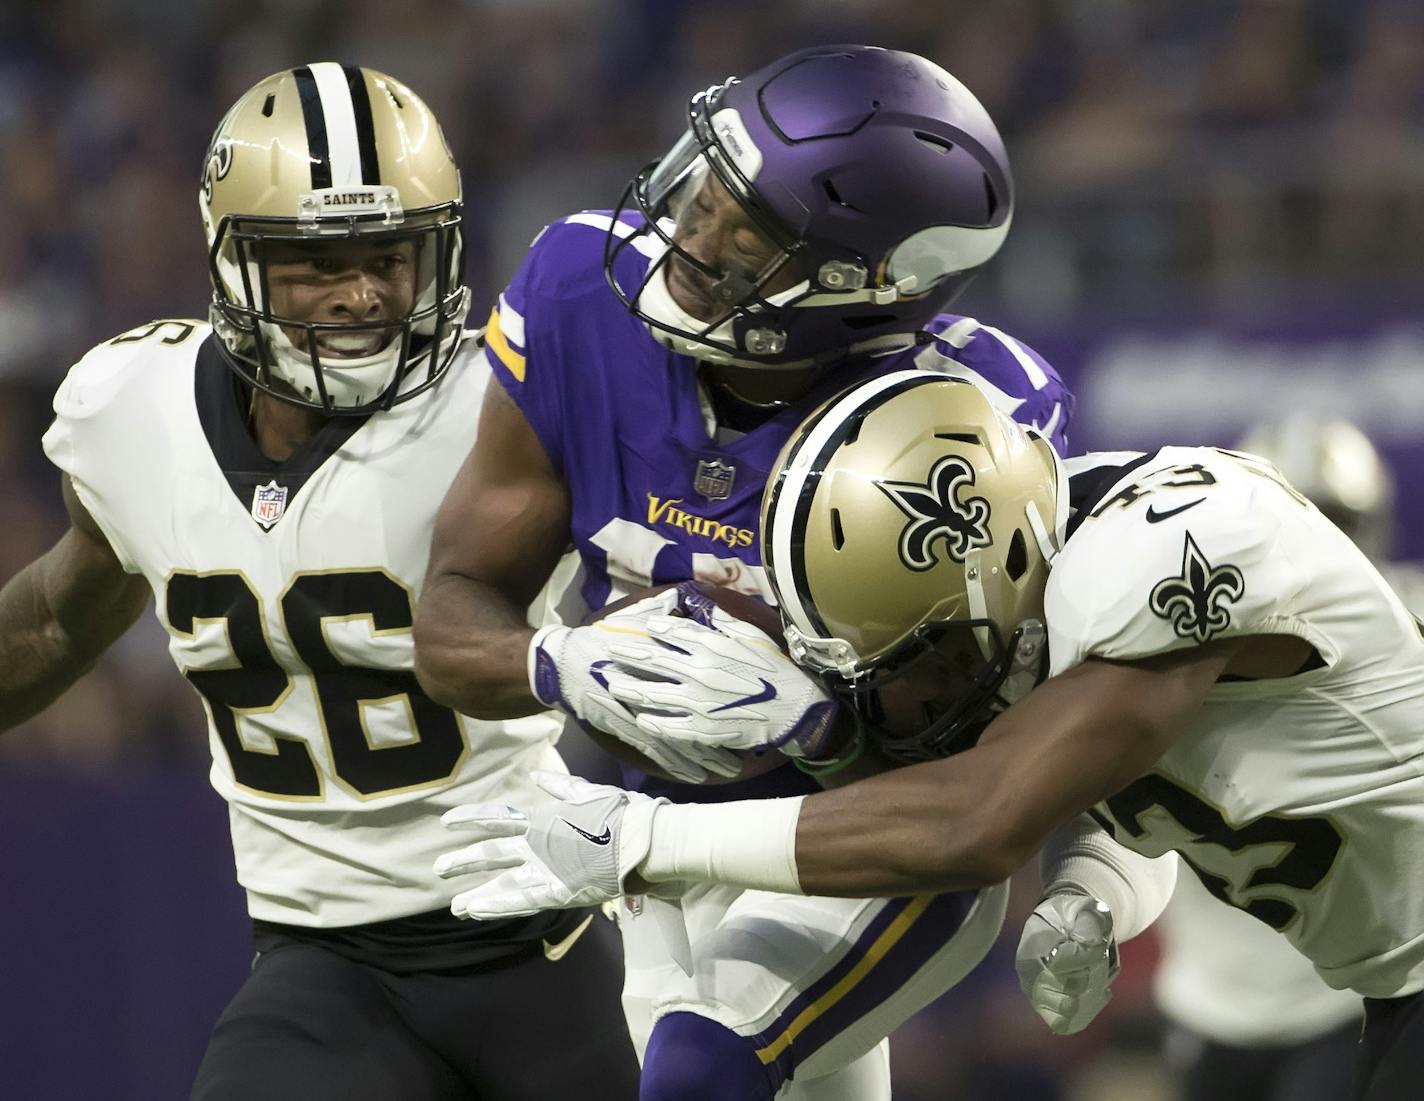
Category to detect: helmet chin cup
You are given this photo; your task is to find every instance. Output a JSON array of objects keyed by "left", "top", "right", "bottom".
[
  {"left": 634, "top": 256, "right": 810, "bottom": 370},
  {"left": 258, "top": 322, "right": 404, "bottom": 410}
]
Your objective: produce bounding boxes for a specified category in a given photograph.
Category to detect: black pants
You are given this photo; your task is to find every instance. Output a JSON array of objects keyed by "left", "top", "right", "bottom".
[
  {"left": 1355, "top": 990, "right": 1424, "bottom": 1101},
  {"left": 191, "top": 912, "right": 639, "bottom": 1101},
  {"left": 1168, "top": 1021, "right": 1358, "bottom": 1101}
]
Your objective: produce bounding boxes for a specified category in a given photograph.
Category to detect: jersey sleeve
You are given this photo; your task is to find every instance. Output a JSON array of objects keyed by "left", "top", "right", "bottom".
[
  {"left": 480, "top": 214, "right": 616, "bottom": 477},
  {"left": 1045, "top": 454, "right": 1328, "bottom": 674},
  {"left": 41, "top": 334, "right": 158, "bottom": 574},
  {"left": 919, "top": 315, "right": 1075, "bottom": 454}
]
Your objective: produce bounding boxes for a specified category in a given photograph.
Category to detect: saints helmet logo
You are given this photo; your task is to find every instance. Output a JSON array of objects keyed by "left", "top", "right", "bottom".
[
  {"left": 876, "top": 455, "right": 992, "bottom": 572},
  {"left": 1149, "top": 532, "right": 1245, "bottom": 642},
  {"left": 202, "top": 136, "right": 234, "bottom": 204}
]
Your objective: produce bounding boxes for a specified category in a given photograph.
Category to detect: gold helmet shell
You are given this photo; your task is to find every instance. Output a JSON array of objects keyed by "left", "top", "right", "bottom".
[
  {"left": 760, "top": 371, "right": 1066, "bottom": 759},
  {"left": 1236, "top": 415, "right": 1395, "bottom": 559},
  {"left": 200, "top": 63, "right": 468, "bottom": 413}
]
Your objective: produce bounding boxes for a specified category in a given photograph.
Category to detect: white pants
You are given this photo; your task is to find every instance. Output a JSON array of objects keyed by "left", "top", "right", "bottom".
[{"left": 620, "top": 880, "right": 1009, "bottom": 1098}]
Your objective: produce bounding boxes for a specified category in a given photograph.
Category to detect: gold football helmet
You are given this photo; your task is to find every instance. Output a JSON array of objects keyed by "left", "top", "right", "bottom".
[
  {"left": 200, "top": 63, "right": 469, "bottom": 413},
  {"left": 1236, "top": 415, "right": 1395, "bottom": 560},
  {"left": 761, "top": 371, "right": 1066, "bottom": 760}
]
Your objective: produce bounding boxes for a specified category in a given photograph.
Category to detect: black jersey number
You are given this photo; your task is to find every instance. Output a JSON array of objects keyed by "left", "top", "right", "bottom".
[
  {"left": 1098, "top": 773, "right": 1343, "bottom": 931},
  {"left": 166, "top": 569, "right": 465, "bottom": 799},
  {"left": 109, "top": 319, "right": 199, "bottom": 346}
]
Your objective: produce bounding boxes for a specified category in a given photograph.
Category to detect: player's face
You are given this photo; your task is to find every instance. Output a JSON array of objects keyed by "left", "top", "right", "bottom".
[
  {"left": 667, "top": 173, "right": 805, "bottom": 321},
  {"left": 264, "top": 237, "right": 418, "bottom": 357},
  {"left": 869, "top": 633, "right": 989, "bottom": 739}
]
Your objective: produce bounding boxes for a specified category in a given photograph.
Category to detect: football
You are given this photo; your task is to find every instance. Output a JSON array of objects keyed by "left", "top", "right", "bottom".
[{"left": 578, "top": 580, "right": 793, "bottom": 784}]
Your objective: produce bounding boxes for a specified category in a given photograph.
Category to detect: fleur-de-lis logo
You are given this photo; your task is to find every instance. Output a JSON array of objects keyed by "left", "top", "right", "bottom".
[
  {"left": 876, "top": 455, "right": 992, "bottom": 572},
  {"left": 1149, "top": 532, "right": 1245, "bottom": 642},
  {"left": 202, "top": 135, "right": 234, "bottom": 203}
]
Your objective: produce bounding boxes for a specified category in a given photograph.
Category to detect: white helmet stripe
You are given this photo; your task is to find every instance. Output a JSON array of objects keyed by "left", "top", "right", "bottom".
[
  {"left": 767, "top": 369, "right": 932, "bottom": 651},
  {"left": 308, "top": 62, "right": 364, "bottom": 187}
]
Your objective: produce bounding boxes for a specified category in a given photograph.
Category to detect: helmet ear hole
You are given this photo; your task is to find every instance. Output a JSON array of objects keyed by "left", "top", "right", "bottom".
[{"left": 1005, "top": 528, "right": 1028, "bottom": 582}]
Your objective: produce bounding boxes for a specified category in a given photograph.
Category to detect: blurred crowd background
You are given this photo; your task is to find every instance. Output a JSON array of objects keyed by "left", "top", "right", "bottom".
[{"left": 1, "top": 0, "right": 1421, "bottom": 1098}]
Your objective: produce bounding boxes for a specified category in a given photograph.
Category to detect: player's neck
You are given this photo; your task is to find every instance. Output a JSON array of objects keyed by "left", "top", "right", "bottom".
[{"left": 248, "top": 391, "right": 329, "bottom": 462}]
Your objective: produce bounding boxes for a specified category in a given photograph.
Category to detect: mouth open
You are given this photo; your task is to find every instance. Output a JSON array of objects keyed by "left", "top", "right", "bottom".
[{"left": 313, "top": 331, "right": 389, "bottom": 359}]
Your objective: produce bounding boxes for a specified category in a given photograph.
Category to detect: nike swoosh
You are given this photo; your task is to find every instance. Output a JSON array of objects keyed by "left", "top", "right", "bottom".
[
  {"left": 561, "top": 818, "right": 611, "bottom": 845},
  {"left": 1145, "top": 498, "right": 1205, "bottom": 523},
  {"left": 709, "top": 677, "right": 778, "bottom": 714},
  {"left": 542, "top": 914, "right": 595, "bottom": 962}
]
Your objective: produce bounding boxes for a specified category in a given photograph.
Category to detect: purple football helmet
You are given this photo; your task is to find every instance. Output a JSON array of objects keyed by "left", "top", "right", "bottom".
[{"left": 605, "top": 45, "right": 1014, "bottom": 370}]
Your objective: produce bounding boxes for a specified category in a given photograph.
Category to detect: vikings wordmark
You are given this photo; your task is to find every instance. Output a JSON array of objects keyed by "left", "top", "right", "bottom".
[
  {"left": 876, "top": 454, "right": 992, "bottom": 571},
  {"left": 1149, "top": 532, "right": 1245, "bottom": 642}
]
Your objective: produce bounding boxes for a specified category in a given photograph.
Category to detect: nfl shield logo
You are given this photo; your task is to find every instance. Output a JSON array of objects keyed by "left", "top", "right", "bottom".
[
  {"left": 250, "top": 480, "right": 289, "bottom": 529},
  {"left": 693, "top": 459, "right": 736, "bottom": 502}
]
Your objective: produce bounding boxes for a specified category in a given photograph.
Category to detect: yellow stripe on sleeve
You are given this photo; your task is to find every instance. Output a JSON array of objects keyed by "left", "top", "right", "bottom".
[{"left": 484, "top": 306, "right": 527, "bottom": 382}]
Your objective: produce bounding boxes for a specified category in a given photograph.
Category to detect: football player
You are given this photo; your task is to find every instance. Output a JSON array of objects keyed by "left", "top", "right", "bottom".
[
  {"left": 1152, "top": 415, "right": 1424, "bottom": 1101},
  {"left": 415, "top": 45, "right": 1172, "bottom": 1101},
  {"left": 435, "top": 373, "right": 1424, "bottom": 1101},
  {"left": 0, "top": 66, "right": 638, "bottom": 1099}
]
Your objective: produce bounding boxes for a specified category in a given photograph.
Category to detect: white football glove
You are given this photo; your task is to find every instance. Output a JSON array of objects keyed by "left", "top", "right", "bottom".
[
  {"left": 435, "top": 770, "right": 669, "bottom": 919},
  {"left": 1015, "top": 890, "right": 1121, "bottom": 1035},
  {"left": 529, "top": 589, "right": 743, "bottom": 784},
  {"left": 594, "top": 584, "right": 840, "bottom": 760}
]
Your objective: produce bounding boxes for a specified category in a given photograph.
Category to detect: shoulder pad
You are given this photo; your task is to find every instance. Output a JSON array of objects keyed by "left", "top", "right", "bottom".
[
  {"left": 1046, "top": 448, "right": 1323, "bottom": 672},
  {"left": 520, "top": 211, "right": 641, "bottom": 301},
  {"left": 53, "top": 319, "right": 209, "bottom": 422},
  {"left": 914, "top": 313, "right": 1073, "bottom": 453}
]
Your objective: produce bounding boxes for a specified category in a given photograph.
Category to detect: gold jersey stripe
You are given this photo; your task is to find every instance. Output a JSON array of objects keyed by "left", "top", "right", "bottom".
[
  {"left": 485, "top": 306, "right": 527, "bottom": 381},
  {"left": 755, "top": 893, "right": 934, "bottom": 1065}
]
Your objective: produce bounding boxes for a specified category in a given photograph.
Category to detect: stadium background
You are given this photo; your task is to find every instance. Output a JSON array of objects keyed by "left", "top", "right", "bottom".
[{"left": 1, "top": 1, "right": 1421, "bottom": 1097}]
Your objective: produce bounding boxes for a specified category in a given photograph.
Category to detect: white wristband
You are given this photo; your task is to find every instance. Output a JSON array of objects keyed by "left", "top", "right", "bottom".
[{"left": 639, "top": 797, "right": 805, "bottom": 895}]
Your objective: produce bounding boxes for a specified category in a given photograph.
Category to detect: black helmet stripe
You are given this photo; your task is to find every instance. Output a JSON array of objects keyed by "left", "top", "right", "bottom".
[
  {"left": 293, "top": 62, "right": 379, "bottom": 190},
  {"left": 342, "top": 65, "right": 381, "bottom": 186},
  {"left": 770, "top": 371, "right": 936, "bottom": 645},
  {"left": 292, "top": 66, "right": 332, "bottom": 190}
]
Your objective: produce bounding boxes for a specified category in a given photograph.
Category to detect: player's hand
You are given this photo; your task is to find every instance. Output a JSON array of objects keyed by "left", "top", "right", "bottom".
[
  {"left": 528, "top": 589, "right": 743, "bottom": 784},
  {"left": 596, "top": 583, "right": 840, "bottom": 759},
  {"left": 435, "top": 770, "right": 669, "bottom": 919},
  {"left": 1015, "top": 890, "right": 1121, "bottom": 1035}
]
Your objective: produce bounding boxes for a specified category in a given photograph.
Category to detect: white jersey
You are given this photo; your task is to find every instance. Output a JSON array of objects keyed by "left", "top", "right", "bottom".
[
  {"left": 42, "top": 320, "right": 563, "bottom": 927},
  {"left": 1155, "top": 866, "right": 1361, "bottom": 1045},
  {"left": 1047, "top": 446, "right": 1424, "bottom": 999},
  {"left": 1156, "top": 560, "right": 1424, "bottom": 1044}
]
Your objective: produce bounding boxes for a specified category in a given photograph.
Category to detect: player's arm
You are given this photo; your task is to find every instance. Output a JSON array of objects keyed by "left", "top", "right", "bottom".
[
  {"left": 414, "top": 366, "right": 745, "bottom": 781},
  {"left": 615, "top": 637, "right": 1243, "bottom": 899},
  {"left": 0, "top": 476, "right": 150, "bottom": 731},
  {"left": 782, "top": 641, "right": 1236, "bottom": 894},
  {"left": 413, "top": 379, "right": 570, "bottom": 719},
  {"left": 433, "top": 646, "right": 1220, "bottom": 922}
]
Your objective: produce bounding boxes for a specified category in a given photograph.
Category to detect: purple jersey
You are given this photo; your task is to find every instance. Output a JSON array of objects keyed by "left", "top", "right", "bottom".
[{"left": 483, "top": 211, "right": 1074, "bottom": 800}]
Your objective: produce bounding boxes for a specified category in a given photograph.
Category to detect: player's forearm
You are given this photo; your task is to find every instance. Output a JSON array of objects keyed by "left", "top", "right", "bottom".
[
  {"left": 635, "top": 766, "right": 1011, "bottom": 898},
  {"left": 412, "top": 573, "right": 543, "bottom": 719},
  {"left": 1039, "top": 818, "right": 1177, "bottom": 942},
  {"left": 0, "top": 551, "right": 142, "bottom": 731},
  {"left": 640, "top": 660, "right": 1214, "bottom": 898},
  {"left": 787, "top": 666, "right": 1206, "bottom": 895}
]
